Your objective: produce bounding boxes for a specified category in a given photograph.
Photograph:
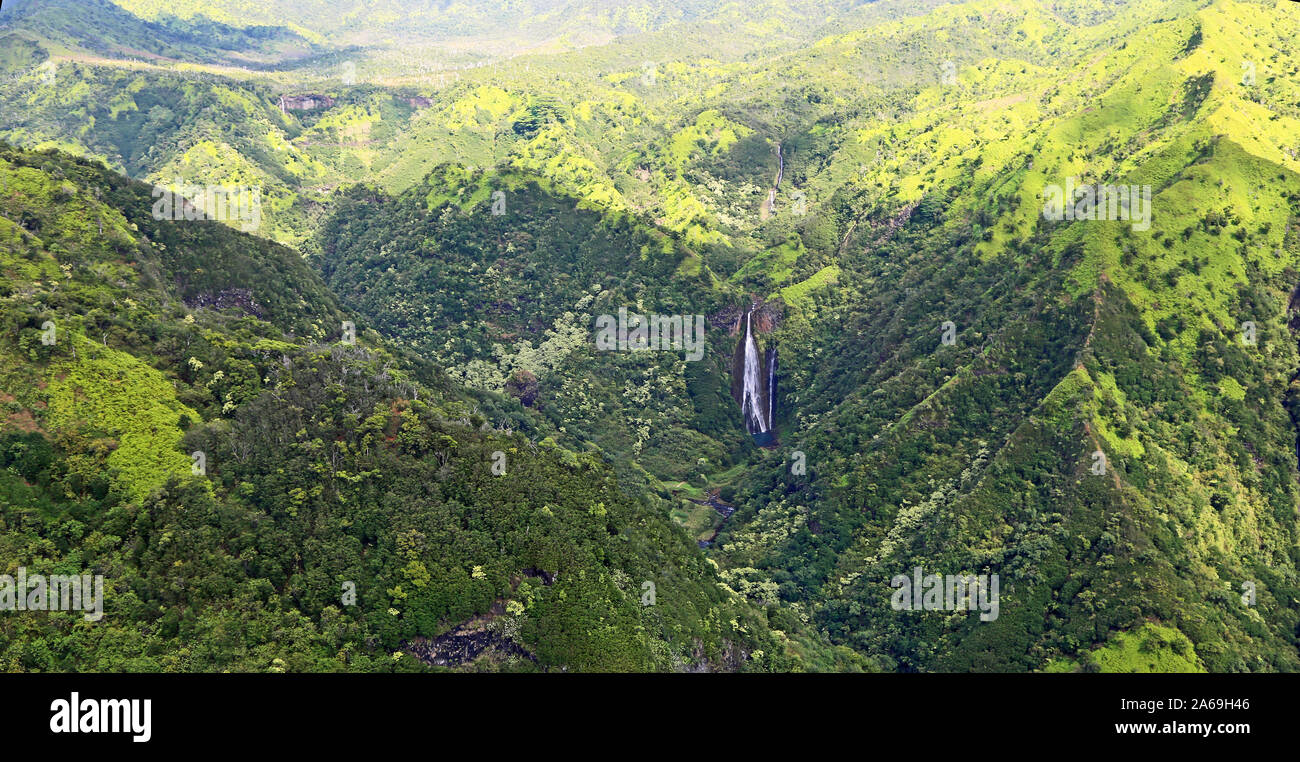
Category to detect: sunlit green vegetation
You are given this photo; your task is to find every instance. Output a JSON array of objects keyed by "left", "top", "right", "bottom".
[{"left": 3, "top": 0, "right": 1300, "bottom": 673}]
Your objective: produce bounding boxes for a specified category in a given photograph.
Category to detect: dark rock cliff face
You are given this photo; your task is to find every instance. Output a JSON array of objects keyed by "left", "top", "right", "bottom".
[
  {"left": 713, "top": 298, "right": 783, "bottom": 336},
  {"left": 404, "top": 622, "right": 534, "bottom": 668},
  {"left": 277, "top": 93, "right": 335, "bottom": 111}
]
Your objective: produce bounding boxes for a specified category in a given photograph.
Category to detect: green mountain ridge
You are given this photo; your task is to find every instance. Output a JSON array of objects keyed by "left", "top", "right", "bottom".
[
  {"left": 1, "top": 0, "right": 318, "bottom": 68},
  {"left": 3, "top": 0, "right": 1300, "bottom": 672},
  {"left": 0, "top": 144, "right": 846, "bottom": 671}
]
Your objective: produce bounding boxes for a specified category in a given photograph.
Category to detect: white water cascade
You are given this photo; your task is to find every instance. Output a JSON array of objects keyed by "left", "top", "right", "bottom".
[
  {"left": 767, "top": 346, "right": 776, "bottom": 428},
  {"left": 741, "top": 309, "right": 770, "bottom": 433}
]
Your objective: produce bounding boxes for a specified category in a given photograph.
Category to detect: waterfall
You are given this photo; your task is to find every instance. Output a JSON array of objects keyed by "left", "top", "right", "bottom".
[
  {"left": 741, "top": 309, "right": 769, "bottom": 433},
  {"left": 731, "top": 304, "right": 778, "bottom": 444},
  {"left": 767, "top": 346, "right": 777, "bottom": 429}
]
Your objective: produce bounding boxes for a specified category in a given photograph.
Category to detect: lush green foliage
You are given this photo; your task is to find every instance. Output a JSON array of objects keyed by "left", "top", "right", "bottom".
[
  {"left": 4, "top": 0, "right": 1300, "bottom": 673},
  {"left": 0, "top": 147, "right": 827, "bottom": 672}
]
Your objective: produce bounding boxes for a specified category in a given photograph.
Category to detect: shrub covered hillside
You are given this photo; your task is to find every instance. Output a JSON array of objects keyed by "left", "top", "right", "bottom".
[
  {"left": 0, "top": 145, "right": 856, "bottom": 672},
  {"left": 317, "top": 166, "right": 757, "bottom": 504},
  {"left": 711, "top": 0, "right": 1300, "bottom": 672},
  {"left": 4, "top": 0, "right": 1300, "bottom": 674},
  {"left": 306, "top": 0, "right": 1300, "bottom": 672}
]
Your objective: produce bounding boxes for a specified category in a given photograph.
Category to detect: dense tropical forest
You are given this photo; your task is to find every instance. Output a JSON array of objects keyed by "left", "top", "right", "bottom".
[{"left": 2, "top": 0, "right": 1299, "bottom": 673}]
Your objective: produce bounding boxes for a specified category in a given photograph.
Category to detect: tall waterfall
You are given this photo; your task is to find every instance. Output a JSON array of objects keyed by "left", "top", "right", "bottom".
[
  {"left": 741, "top": 309, "right": 770, "bottom": 433},
  {"left": 766, "top": 346, "right": 777, "bottom": 429}
]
